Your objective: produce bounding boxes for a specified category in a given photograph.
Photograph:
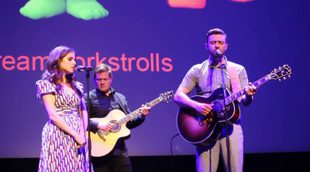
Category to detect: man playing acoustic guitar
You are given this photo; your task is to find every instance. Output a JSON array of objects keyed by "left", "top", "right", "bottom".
[
  {"left": 174, "top": 28, "right": 257, "bottom": 172},
  {"left": 85, "top": 63, "right": 150, "bottom": 172}
]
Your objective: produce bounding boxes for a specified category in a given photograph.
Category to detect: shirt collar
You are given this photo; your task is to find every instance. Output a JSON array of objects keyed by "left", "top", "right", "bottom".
[{"left": 96, "top": 87, "right": 116, "bottom": 96}]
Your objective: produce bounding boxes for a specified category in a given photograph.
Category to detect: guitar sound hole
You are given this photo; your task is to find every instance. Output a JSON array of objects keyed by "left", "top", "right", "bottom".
[
  {"left": 198, "top": 120, "right": 205, "bottom": 126},
  {"left": 110, "top": 121, "right": 120, "bottom": 132}
]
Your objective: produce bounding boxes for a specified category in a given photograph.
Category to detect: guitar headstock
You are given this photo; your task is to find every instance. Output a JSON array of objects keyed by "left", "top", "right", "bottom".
[
  {"left": 159, "top": 90, "right": 174, "bottom": 103},
  {"left": 269, "top": 64, "right": 292, "bottom": 81}
]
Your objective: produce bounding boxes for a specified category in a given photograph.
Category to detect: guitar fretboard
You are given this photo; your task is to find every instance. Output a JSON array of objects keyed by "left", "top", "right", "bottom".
[
  {"left": 117, "top": 97, "right": 163, "bottom": 124},
  {"left": 222, "top": 75, "right": 270, "bottom": 105}
]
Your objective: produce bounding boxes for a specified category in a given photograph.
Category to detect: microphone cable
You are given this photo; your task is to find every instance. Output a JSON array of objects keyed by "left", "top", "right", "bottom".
[{"left": 170, "top": 133, "right": 180, "bottom": 172}]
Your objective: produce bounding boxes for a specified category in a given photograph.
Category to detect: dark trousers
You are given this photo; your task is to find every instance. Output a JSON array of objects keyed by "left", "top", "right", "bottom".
[{"left": 92, "top": 152, "right": 133, "bottom": 172}]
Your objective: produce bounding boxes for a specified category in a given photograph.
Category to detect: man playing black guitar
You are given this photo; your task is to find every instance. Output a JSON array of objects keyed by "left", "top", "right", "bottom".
[
  {"left": 174, "top": 28, "right": 257, "bottom": 172},
  {"left": 85, "top": 63, "right": 150, "bottom": 172}
]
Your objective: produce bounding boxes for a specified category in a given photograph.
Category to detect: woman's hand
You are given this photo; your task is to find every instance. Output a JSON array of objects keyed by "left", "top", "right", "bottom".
[{"left": 74, "top": 132, "right": 86, "bottom": 146}]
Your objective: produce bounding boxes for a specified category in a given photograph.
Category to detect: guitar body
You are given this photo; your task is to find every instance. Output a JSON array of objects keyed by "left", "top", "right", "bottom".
[
  {"left": 177, "top": 88, "right": 240, "bottom": 146},
  {"left": 88, "top": 109, "right": 130, "bottom": 157}
]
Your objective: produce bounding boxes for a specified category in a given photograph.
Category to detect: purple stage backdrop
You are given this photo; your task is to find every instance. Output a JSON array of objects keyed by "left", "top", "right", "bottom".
[{"left": 0, "top": 0, "right": 309, "bottom": 158}]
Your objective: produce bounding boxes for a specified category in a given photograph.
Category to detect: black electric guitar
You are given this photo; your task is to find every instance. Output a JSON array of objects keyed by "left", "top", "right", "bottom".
[
  {"left": 88, "top": 91, "right": 173, "bottom": 157},
  {"left": 177, "top": 64, "right": 292, "bottom": 146}
]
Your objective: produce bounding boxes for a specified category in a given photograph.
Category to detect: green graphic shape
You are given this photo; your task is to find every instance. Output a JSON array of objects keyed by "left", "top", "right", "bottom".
[
  {"left": 19, "top": 0, "right": 109, "bottom": 20},
  {"left": 20, "top": 0, "right": 66, "bottom": 19},
  {"left": 66, "top": 0, "right": 109, "bottom": 20}
]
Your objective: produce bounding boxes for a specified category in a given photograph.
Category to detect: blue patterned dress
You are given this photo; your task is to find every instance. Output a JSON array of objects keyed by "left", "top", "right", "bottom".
[{"left": 36, "top": 79, "right": 91, "bottom": 172}]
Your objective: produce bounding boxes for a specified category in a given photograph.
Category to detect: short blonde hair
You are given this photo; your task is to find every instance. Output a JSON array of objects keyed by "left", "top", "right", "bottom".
[{"left": 94, "top": 63, "right": 113, "bottom": 79}]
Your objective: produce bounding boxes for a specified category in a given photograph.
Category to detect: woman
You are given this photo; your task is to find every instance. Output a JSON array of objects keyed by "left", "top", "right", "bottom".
[{"left": 36, "top": 45, "right": 91, "bottom": 171}]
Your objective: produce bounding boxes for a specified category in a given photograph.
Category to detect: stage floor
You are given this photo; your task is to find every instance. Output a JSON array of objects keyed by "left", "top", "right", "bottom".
[{"left": 1, "top": 152, "right": 309, "bottom": 172}]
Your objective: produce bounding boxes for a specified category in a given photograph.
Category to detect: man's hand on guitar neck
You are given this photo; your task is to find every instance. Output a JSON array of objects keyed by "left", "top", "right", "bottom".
[
  {"left": 242, "top": 82, "right": 257, "bottom": 106},
  {"left": 245, "top": 82, "right": 257, "bottom": 96},
  {"left": 139, "top": 104, "right": 151, "bottom": 116}
]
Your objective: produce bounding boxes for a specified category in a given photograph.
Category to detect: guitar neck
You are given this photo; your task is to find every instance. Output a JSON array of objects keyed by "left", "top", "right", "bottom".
[
  {"left": 224, "top": 74, "right": 271, "bottom": 104},
  {"left": 117, "top": 97, "right": 163, "bottom": 124}
]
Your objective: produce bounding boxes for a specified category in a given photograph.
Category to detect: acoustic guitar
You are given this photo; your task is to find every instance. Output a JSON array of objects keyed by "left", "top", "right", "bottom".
[
  {"left": 177, "top": 64, "right": 292, "bottom": 146},
  {"left": 89, "top": 91, "right": 174, "bottom": 157}
]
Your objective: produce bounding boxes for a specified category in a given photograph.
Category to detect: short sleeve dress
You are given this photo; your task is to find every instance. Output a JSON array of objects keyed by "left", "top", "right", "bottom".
[{"left": 36, "top": 79, "right": 91, "bottom": 172}]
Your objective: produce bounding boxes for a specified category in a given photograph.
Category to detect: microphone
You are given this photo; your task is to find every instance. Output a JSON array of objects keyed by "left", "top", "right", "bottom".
[
  {"left": 215, "top": 49, "right": 223, "bottom": 57},
  {"left": 76, "top": 65, "right": 94, "bottom": 72}
]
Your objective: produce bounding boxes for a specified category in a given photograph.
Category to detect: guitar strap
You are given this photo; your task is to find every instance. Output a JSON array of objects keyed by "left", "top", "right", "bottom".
[
  {"left": 226, "top": 62, "right": 243, "bottom": 124},
  {"left": 113, "top": 92, "right": 129, "bottom": 115},
  {"left": 227, "top": 62, "right": 242, "bottom": 101}
]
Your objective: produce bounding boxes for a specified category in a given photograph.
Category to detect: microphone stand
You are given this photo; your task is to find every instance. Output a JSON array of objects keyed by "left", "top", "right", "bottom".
[
  {"left": 218, "top": 56, "right": 231, "bottom": 172},
  {"left": 83, "top": 69, "right": 92, "bottom": 172}
]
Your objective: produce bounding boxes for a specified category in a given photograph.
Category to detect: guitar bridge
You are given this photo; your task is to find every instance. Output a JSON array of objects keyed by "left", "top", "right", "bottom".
[{"left": 97, "top": 130, "right": 107, "bottom": 141}]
